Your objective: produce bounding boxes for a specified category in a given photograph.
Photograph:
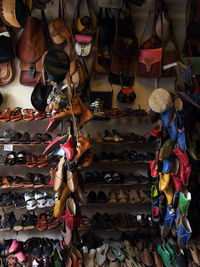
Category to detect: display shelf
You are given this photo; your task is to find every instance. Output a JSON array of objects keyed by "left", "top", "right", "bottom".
[
  {"left": 78, "top": 227, "right": 159, "bottom": 233},
  {"left": 0, "top": 205, "right": 54, "bottom": 211},
  {"left": 92, "top": 140, "right": 148, "bottom": 145},
  {"left": 80, "top": 160, "right": 150, "bottom": 168},
  {"left": 80, "top": 202, "right": 151, "bottom": 207},
  {"left": 0, "top": 185, "right": 53, "bottom": 190},
  {"left": 84, "top": 182, "right": 151, "bottom": 187}
]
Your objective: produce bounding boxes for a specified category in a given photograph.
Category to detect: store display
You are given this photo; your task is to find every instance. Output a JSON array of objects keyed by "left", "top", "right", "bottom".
[{"left": 0, "top": 1, "right": 199, "bottom": 266}]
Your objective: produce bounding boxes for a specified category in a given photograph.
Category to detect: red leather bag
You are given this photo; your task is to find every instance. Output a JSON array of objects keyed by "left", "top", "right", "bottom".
[{"left": 137, "top": 48, "right": 162, "bottom": 78}]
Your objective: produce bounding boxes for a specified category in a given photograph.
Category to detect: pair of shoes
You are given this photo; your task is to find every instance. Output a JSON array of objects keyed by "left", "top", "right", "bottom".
[
  {"left": 103, "top": 172, "right": 123, "bottom": 184},
  {"left": 4, "top": 151, "right": 26, "bottom": 165},
  {"left": 103, "top": 129, "right": 123, "bottom": 142},
  {"left": 8, "top": 240, "right": 25, "bottom": 264},
  {"left": 36, "top": 211, "right": 60, "bottom": 231},
  {"left": 0, "top": 211, "right": 16, "bottom": 231},
  {"left": 23, "top": 173, "right": 49, "bottom": 188},
  {"left": 24, "top": 191, "right": 55, "bottom": 210},
  {"left": 0, "top": 192, "right": 25, "bottom": 209},
  {"left": 0, "top": 176, "right": 23, "bottom": 188},
  {"left": 13, "top": 211, "right": 38, "bottom": 231},
  {"left": 23, "top": 109, "right": 46, "bottom": 121},
  {"left": 26, "top": 154, "right": 48, "bottom": 168},
  {"left": 0, "top": 107, "right": 22, "bottom": 122},
  {"left": 87, "top": 191, "right": 108, "bottom": 203}
]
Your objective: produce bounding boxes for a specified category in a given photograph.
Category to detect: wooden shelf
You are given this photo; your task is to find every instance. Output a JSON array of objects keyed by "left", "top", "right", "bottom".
[
  {"left": 81, "top": 160, "right": 150, "bottom": 168},
  {"left": 84, "top": 182, "right": 150, "bottom": 187},
  {"left": 78, "top": 227, "right": 159, "bottom": 233},
  {"left": 92, "top": 140, "right": 148, "bottom": 145},
  {"left": 81, "top": 202, "right": 151, "bottom": 207},
  {"left": 0, "top": 185, "right": 53, "bottom": 190},
  {"left": 0, "top": 204, "right": 54, "bottom": 211}
]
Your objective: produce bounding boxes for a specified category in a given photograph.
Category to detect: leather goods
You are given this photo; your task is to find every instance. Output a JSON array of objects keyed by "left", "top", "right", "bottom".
[
  {"left": 0, "top": 62, "right": 13, "bottom": 85},
  {"left": 117, "top": 87, "right": 136, "bottom": 104},
  {"left": 137, "top": 48, "right": 162, "bottom": 78},
  {"left": 110, "top": 8, "right": 138, "bottom": 86},
  {"left": 17, "top": 16, "right": 45, "bottom": 86},
  {"left": 0, "top": 0, "right": 28, "bottom": 28},
  {"left": 44, "top": 48, "right": 70, "bottom": 82},
  {"left": 97, "top": 0, "right": 123, "bottom": 9},
  {"left": 48, "top": 0, "right": 73, "bottom": 59}
]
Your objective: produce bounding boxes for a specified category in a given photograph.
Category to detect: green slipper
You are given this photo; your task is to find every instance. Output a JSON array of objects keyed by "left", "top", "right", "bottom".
[
  {"left": 179, "top": 189, "right": 191, "bottom": 215},
  {"left": 157, "top": 244, "right": 172, "bottom": 267},
  {"left": 166, "top": 242, "right": 177, "bottom": 267}
]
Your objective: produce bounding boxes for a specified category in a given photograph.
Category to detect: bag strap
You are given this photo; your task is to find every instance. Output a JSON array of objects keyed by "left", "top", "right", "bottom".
[{"left": 41, "top": 10, "right": 53, "bottom": 51}]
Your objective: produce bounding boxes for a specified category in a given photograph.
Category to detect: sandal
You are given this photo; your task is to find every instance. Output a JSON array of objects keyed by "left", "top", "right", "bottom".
[
  {"left": 37, "top": 155, "right": 48, "bottom": 168},
  {"left": 23, "top": 109, "right": 34, "bottom": 121},
  {"left": 34, "top": 110, "right": 46, "bottom": 120},
  {"left": 1, "top": 176, "right": 12, "bottom": 188},
  {"left": 19, "top": 132, "right": 30, "bottom": 144},
  {"left": 36, "top": 213, "right": 48, "bottom": 231},
  {"left": 34, "top": 191, "right": 46, "bottom": 208},
  {"left": 10, "top": 107, "right": 22, "bottom": 122},
  {"left": 11, "top": 176, "right": 23, "bottom": 188},
  {"left": 5, "top": 152, "right": 17, "bottom": 165},
  {"left": 0, "top": 108, "right": 11, "bottom": 122},
  {"left": 26, "top": 155, "right": 37, "bottom": 167}
]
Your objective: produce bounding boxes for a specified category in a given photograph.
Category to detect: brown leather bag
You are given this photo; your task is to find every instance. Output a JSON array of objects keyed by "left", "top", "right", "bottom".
[
  {"left": 17, "top": 16, "right": 45, "bottom": 86},
  {"left": 48, "top": 0, "right": 74, "bottom": 57}
]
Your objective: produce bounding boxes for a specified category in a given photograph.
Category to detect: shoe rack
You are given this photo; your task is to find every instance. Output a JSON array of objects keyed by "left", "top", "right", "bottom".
[
  {"left": 0, "top": 117, "right": 61, "bottom": 241},
  {"left": 78, "top": 115, "right": 157, "bottom": 238}
]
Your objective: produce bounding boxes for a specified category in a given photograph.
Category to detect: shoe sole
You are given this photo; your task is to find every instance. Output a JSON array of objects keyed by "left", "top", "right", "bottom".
[
  {"left": 13, "top": 226, "right": 23, "bottom": 231},
  {"left": 23, "top": 226, "right": 35, "bottom": 230}
]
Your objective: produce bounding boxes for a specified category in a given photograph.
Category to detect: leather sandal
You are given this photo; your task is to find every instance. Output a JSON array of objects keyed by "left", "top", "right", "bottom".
[
  {"left": 37, "top": 155, "right": 48, "bottom": 168},
  {"left": 1, "top": 176, "right": 12, "bottom": 188},
  {"left": 26, "top": 155, "right": 38, "bottom": 167},
  {"left": 23, "top": 109, "right": 34, "bottom": 121},
  {"left": 33, "top": 173, "right": 45, "bottom": 188},
  {"left": 36, "top": 213, "right": 48, "bottom": 231},
  {"left": 31, "top": 133, "right": 43, "bottom": 144},
  {"left": 10, "top": 107, "right": 22, "bottom": 122},
  {"left": 0, "top": 108, "right": 11, "bottom": 122},
  {"left": 34, "top": 110, "right": 46, "bottom": 120}
]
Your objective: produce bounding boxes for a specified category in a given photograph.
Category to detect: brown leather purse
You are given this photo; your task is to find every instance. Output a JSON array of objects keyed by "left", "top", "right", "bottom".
[
  {"left": 48, "top": 0, "right": 74, "bottom": 57},
  {"left": 17, "top": 16, "right": 45, "bottom": 86}
]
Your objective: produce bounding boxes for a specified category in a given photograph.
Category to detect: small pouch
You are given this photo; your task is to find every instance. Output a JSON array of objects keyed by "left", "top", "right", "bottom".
[
  {"left": 75, "top": 34, "right": 92, "bottom": 57},
  {"left": 117, "top": 87, "right": 136, "bottom": 103},
  {"left": 137, "top": 48, "right": 162, "bottom": 78}
]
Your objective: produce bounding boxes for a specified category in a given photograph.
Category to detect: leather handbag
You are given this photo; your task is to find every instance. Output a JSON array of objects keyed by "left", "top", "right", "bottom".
[
  {"left": 48, "top": 0, "right": 74, "bottom": 58},
  {"left": 0, "top": 0, "right": 29, "bottom": 28},
  {"left": 17, "top": 16, "right": 45, "bottom": 86},
  {"left": 117, "top": 87, "right": 136, "bottom": 103},
  {"left": 97, "top": 0, "right": 123, "bottom": 9},
  {"left": 137, "top": 48, "right": 162, "bottom": 78},
  {"left": 110, "top": 8, "right": 138, "bottom": 86}
]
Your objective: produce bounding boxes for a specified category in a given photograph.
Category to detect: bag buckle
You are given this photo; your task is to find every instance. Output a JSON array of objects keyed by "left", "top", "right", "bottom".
[
  {"left": 144, "top": 57, "right": 154, "bottom": 72},
  {"left": 29, "top": 63, "right": 36, "bottom": 78}
]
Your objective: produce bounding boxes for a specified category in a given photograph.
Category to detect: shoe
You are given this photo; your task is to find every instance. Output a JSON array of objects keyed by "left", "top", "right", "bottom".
[
  {"left": 13, "top": 214, "right": 26, "bottom": 231},
  {"left": 176, "top": 215, "right": 192, "bottom": 248},
  {"left": 162, "top": 155, "right": 173, "bottom": 174},
  {"left": 157, "top": 244, "right": 172, "bottom": 267},
  {"left": 159, "top": 139, "right": 175, "bottom": 161},
  {"left": 161, "top": 205, "right": 175, "bottom": 238},
  {"left": 87, "top": 191, "right": 97, "bottom": 203},
  {"left": 172, "top": 144, "right": 189, "bottom": 166},
  {"left": 108, "top": 191, "right": 118, "bottom": 203},
  {"left": 43, "top": 135, "right": 68, "bottom": 156},
  {"left": 94, "top": 132, "right": 103, "bottom": 142},
  {"left": 52, "top": 157, "right": 65, "bottom": 192},
  {"left": 160, "top": 108, "right": 178, "bottom": 142},
  {"left": 136, "top": 213, "right": 149, "bottom": 229},
  {"left": 97, "top": 191, "right": 108, "bottom": 203},
  {"left": 23, "top": 211, "right": 38, "bottom": 230},
  {"left": 0, "top": 211, "right": 16, "bottom": 231},
  {"left": 159, "top": 172, "right": 171, "bottom": 191},
  {"left": 54, "top": 183, "right": 70, "bottom": 217},
  {"left": 118, "top": 189, "right": 128, "bottom": 203},
  {"left": 70, "top": 134, "right": 92, "bottom": 163},
  {"left": 96, "top": 244, "right": 109, "bottom": 266},
  {"left": 163, "top": 182, "right": 173, "bottom": 205},
  {"left": 46, "top": 117, "right": 62, "bottom": 133},
  {"left": 65, "top": 198, "right": 76, "bottom": 231},
  {"left": 60, "top": 135, "right": 74, "bottom": 161},
  {"left": 165, "top": 242, "right": 176, "bottom": 267},
  {"left": 9, "top": 240, "right": 20, "bottom": 254},
  {"left": 189, "top": 240, "right": 200, "bottom": 266},
  {"left": 178, "top": 189, "right": 191, "bottom": 215},
  {"left": 67, "top": 170, "right": 78, "bottom": 193},
  {"left": 178, "top": 90, "right": 200, "bottom": 109},
  {"left": 78, "top": 104, "right": 94, "bottom": 129},
  {"left": 103, "top": 130, "right": 114, "bottom": 142},
  {"left": 171, "top": 164, "right": 182, "bottom": 191},
  {"left": 180, "top": 161, "right": 191, "bottom": 186},
  {"left": 112, "top": 129, "right": 123, "bottom": 142},
  {"left": 129, "top": 189, "right": 140, "bottom": 204},
  {"left": 177, "top": 128, "right": 187, "bottom": 151}
]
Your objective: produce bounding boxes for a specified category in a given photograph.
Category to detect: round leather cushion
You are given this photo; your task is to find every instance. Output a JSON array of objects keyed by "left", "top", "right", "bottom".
[{"left": 44, "top": 49, "right": 70, "bottom": 82}]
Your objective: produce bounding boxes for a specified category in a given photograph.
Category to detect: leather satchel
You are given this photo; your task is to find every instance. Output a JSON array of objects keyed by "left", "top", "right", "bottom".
[
  {"left": 17, "top": 16, "right": 45, "bottom": 86},
  {"left": 137, "top": 48, "right": 162, "bottom": 78}
]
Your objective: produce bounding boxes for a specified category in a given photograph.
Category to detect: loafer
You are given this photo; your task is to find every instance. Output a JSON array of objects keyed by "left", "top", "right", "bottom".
[
  {"left": 180, "top": 161, "right": 191, "bottom": 186},
  {"left": 157, "top": 244, "right": 172, "bottom": 267},
  {"left": 159, "top": 139, "right": 175, "bottom": 161},
  {"left": 163, "top": 182, "right": 173, "bottom": 205},
  {"left": 159, "top": 172, "right": 171, "bottom": 191},
  {"left": 176, "top": 215, "right": 192, "bottom": 248},
  {"left": 54, "top": 183, "right": 69, "bottom": 217},
  {"left": 65, "top": 198, "right": 76, "bottom": 230},
  {"left": 171, "top": 167, "right": 182, "bottom": 191},
  {"left": 60, "top": 135, "right": 74, "bottom": 161},
  {"left": 177, "top": 128, "right": 187, "bottom": 151},
  {"left": 43, "top": 135, "right": 68, "bottom": 156},
  {"left": 178, "top": 188, "right": 191, "bottom": 215},
  {"left": 165, "top": 242, "right": 176, "bottom": 267},
  {"left": 160, "top": 108, "right": 178, "bottom": 141},
  {"left": 161, "top": 205, "right": 175, "bottom": 238},
  {"left": 162, "top": 155, "right": 173, "bottom": 174},
  {"left": 67, "top": 170, "right": 78, "bottom": 193},
  {"left": 172, "top": 144, "right": 189, "bottom": 166}
]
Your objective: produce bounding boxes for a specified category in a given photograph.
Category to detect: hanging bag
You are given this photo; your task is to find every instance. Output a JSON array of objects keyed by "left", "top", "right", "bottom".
[
  {"left": 73, "top": 0, "right": 96, "bottom": 57},
  {"left": 137, "top": 0, "right": 162, "bottom": 78},
  {"left": 109, "top": 7, "right": 138, "bottom": 86}
]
